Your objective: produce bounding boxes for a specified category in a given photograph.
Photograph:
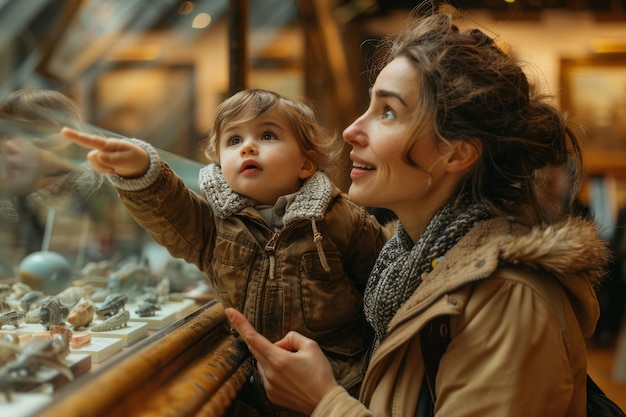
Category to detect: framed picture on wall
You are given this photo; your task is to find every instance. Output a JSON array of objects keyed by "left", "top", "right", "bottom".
[{"left": 560, "top": 54, "right": 626, "bottom": 177}]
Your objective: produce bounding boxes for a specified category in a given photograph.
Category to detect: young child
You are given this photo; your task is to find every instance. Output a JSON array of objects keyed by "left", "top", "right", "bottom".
[{"left": 62, "top": 88, "right": 388, "bottom": 417}]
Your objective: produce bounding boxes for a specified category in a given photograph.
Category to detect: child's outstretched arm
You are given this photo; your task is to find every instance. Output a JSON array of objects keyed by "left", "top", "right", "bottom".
[{"left": 61, "top": 127, "right": 150, "bottom": 178}]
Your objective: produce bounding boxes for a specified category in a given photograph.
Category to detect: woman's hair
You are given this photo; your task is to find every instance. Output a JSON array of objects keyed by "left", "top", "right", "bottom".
[
  {"left": 373, "top": 3, "right": 583, "bottom": 223},
  {"left": 0, "top": 88, "right": 83, "bottom": 135},
  {"left": 203, "top": 89, "right": 343, "bottom": 173}
]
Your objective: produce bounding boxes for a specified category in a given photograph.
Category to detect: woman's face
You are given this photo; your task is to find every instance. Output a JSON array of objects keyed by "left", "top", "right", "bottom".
[{"left": 343, "top": 57, "right": 453, "bottom": 235}]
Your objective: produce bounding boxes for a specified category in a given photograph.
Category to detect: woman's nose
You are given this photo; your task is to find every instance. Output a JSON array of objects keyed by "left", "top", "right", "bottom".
[{"left": 343, "top": 116, "right": 366, "bottom": 146}]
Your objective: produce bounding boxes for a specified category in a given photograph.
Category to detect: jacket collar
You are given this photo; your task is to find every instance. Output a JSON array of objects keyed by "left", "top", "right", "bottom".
[{"left": 199, "top": 163, "right": 334, "bottom": 225}]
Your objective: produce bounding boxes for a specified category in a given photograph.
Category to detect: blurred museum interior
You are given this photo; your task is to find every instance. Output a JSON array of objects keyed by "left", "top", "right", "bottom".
[
  {"left": 2, "top": 0, "right": 626, "bottom": 296},
  {"left": 0, "top": 1, "right": 625, "bottom": 413}
]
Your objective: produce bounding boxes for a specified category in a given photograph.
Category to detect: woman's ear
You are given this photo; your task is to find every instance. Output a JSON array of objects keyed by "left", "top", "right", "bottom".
[
  {"left": 299, "top": 159, "right": 316, "bottom": 179},
  {"left": 446, "top": 139, "right": 481, "bottom": 174}
]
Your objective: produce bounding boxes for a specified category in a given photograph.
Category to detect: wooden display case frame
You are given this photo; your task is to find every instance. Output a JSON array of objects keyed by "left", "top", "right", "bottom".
[{"left": 12, "top": 301, "right": 251, "bottom": 417}]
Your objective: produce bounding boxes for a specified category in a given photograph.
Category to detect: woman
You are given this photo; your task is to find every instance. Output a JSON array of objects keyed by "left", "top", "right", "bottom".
[{"left": 226, "top": 4, "right": 609, "bottom": 417}]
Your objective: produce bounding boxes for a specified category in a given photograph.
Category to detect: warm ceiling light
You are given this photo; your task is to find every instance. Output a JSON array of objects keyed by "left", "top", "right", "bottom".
[
  {"left": 192, "top": 13, "right": 211, "bottom": 29},
  {"left": 504, "top": 0, "right": 515, "bottom": 3}
]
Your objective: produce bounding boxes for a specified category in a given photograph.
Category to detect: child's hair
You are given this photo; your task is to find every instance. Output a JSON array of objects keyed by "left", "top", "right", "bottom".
[
  {"left": 203, "top": 89, "right": 343, "bottom": 173},
  {"left": 0, "top": 88, "right": 83, "bottom": 138}
]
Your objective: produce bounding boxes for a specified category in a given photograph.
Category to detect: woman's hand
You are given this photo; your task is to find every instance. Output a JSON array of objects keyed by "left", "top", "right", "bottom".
[
  {"left": 225, "top": 307, "right": 340, "bottom": 415},
  {"left": 61, "top": 127, "right": 149, "bottom": 178}
]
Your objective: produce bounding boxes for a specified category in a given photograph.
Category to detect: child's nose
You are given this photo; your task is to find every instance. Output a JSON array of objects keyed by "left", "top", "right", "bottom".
[{"left": 240, "top": 141, "right": 257, "bottom": 156}]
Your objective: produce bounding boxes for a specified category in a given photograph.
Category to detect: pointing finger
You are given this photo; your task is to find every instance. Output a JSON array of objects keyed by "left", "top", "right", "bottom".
[
  {"left": 61, "top": 127, "right": 108, "bottom": 150},
  {"left": 225, "top": 308, "right": 277, "bottom": 362}
]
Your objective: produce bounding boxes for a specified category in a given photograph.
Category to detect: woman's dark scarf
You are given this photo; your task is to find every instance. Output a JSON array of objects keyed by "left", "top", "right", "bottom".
[{"left": 364, "top": 195, "right": 494, "bottom": 351}]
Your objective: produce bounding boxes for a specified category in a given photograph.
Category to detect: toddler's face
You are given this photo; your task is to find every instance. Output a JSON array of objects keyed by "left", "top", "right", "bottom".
[{"left": 219, "top": 108, "right": 315, "bottom": 205}]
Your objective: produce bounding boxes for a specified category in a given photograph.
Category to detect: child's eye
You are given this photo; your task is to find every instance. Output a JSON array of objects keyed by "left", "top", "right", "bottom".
[
  {"left": 382, "top": 107, "right": 396, "bottom": 120},
  {"left": 227, "top": 136, "right": 242, "bottom": 146},
  {"left": 261, "top": 131, "right": 276, "bottom": 141}
]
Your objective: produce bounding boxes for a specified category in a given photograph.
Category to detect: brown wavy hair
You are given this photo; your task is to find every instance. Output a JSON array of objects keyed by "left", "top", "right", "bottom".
[{"left": 372, "top": 2, "right": 583, "bottom": 224}]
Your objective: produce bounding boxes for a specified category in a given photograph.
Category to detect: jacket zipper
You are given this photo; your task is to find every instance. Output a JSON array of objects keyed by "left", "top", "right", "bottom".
[{"left": 264, "top": 231, "right": 280, "bottom": 280}]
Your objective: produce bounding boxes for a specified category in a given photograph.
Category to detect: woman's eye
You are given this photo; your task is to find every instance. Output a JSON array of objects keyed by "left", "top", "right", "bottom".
[{"left": 382, "top": 107, "right": 396, "bottom": 120}]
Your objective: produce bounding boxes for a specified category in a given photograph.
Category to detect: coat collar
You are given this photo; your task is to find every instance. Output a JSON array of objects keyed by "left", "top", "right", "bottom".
[{"left": 199, "top": 164, "right": 334, "bottom": 225}]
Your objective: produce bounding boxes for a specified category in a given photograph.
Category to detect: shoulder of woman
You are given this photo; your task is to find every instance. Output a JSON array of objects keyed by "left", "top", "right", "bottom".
[
  {"left": 438, "top": 216, "right": 607, "bottom": 289},
  {"left": 499, "top": 216, "right": 609, "bottom": 285}
]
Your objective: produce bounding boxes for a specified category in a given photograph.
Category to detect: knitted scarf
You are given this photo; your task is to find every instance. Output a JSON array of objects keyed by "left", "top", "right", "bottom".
[{"left": 364, "top": 196, "right": 494, "bottom": 351}]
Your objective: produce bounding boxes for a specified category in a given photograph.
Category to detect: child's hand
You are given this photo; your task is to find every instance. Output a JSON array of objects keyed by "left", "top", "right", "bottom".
[{"left": 61, "top": 127, "right": 150, "bottom": 178}]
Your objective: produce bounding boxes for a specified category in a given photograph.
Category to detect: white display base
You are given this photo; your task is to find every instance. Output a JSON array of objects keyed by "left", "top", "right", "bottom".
[
  {"left": 127, "top": 298, "right": 196, "bottom": 330},
  {"left": 0, "top": 322, "right": 48, "bottom": 344},
  {"left": 31, "top": 352, "right": 92, "bottom": 389},
  {"left": 70, "top": 336, "right": 124, "bottom": 362},
  {"left": 0, "top": 330, "right": 32, "bottom": 344},
  {"left": 0, "top": 352, "right": 91, "bottom": 416},
  {"left": 88, "top": 319, "right": 149, "bottom": 346},
  {"left": 0, "top": 392, "right": 52, "bottom": 417}
]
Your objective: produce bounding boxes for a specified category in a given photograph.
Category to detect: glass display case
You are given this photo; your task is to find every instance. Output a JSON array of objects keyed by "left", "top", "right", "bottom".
[
  {"left": 0, "top": 2, "right": 310, "bottom": 414},
  {"left": 28, "top": 300, "right": 251, "bottom": 417},
  {"left": 0, "top": 121, "right": 249, "bottom": 415}
]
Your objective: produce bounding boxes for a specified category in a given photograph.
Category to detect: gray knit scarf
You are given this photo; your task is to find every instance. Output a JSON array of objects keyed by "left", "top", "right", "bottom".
[{"left": 364, "top": 196, "right": 494, "bottom": 351}]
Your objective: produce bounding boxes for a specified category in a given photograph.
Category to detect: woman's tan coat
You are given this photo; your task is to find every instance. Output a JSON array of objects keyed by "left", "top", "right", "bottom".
[{"left": 314, "top": 217, "right": 608, "bottom": 417}]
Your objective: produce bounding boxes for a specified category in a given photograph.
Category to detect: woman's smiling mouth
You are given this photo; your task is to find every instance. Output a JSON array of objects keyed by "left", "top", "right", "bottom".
[{"left": 352, "top": 161, "right": 375, "bottom": 170}]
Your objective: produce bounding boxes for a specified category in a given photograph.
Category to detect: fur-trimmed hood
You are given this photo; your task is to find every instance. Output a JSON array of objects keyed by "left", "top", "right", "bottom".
[
  {"left": 499, "top": 217, "right": 608, "bottom": 286},
  {"left": 496, "top": 217, "right": 609, "bottom": 336}
]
